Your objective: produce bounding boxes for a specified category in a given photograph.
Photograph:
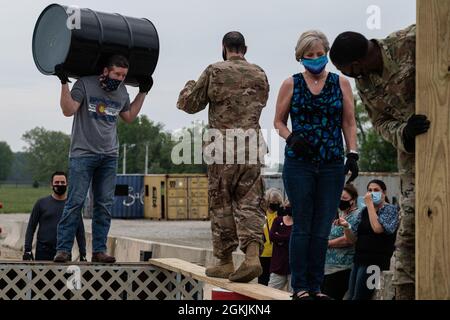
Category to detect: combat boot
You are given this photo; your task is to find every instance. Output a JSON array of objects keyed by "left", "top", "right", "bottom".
[
  {"left": 205, "top": 255, "right": 234, "bottom": 279},
  {"left": 228, "top": 242, "right": 262, "bottom": 283}
]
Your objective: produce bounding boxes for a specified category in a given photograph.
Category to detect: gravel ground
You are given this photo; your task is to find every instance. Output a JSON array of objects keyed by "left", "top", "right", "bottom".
[{"left": 0, "top": 214, "right": 213, "bottom": 249}]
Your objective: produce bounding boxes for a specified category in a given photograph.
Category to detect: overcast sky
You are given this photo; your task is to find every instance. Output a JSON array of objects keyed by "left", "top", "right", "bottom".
[{"left": 0, "top": 0, "right": 415, "bottom": 157}]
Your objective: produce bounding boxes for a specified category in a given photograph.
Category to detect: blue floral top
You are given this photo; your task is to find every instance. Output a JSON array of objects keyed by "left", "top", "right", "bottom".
[
  {"left": 285, "top": 72, "right": 344, "bottom": 164},
  {"left": 325, "top": 209, "right": 360, "bottom": 273},
  {"left": 351, "top": 204, "right": 399, "bottom": 235}
]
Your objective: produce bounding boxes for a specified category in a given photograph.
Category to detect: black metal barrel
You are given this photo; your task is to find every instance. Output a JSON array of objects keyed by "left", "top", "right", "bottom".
[{"left": 32, "top": 3, "right": 159, "bottom": 86}]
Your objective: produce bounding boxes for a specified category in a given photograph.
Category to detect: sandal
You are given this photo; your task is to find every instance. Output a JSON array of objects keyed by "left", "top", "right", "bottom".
[
  {"left": 292, "top": 291, "right": 314, "bottom": 301},
  {"left": 312, "top": 292, "right": 334, "bottom": 301}
]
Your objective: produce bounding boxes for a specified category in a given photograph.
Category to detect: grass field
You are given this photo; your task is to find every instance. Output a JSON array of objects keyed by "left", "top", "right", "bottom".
[{"left": 0, "top": 185, "right": 50, "bottom": 214}]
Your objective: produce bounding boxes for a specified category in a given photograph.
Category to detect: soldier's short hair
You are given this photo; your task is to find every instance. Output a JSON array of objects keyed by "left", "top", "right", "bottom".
[
  {"left": 295, "top": 30, "right": 330, "bottom": 61},
  {"left": 222, "top": 31, "right": 246, "bottom": 53},
  {"left": 330, "top": 32, "right": 369, "bottom": 66}
]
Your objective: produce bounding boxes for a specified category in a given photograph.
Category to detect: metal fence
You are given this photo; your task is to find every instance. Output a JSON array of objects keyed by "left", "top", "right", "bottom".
[{"left": 0, "top": 262, "right": 203, "bottom": 300}]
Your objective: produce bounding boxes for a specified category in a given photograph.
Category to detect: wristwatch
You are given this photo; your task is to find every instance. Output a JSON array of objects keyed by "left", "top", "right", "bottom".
[{"left": 348, "top": 150, "right": 359, "bottom": 155}]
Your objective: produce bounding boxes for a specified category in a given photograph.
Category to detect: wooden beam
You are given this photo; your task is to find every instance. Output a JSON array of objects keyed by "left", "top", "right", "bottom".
[
  {"left": 416, "top": 0, "right": 450, "bottom": 300},
  {"left": 150, "top": 258, "right": 292, "bottom": 300}
]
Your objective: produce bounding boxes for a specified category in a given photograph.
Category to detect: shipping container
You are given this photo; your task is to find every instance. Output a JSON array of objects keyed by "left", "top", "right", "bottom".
[
  {"left": 167, "top": 175, "right": 188, "bottom": 220},
  {"left": 112, "top": 175, "right": 145, "bottom": 219},
  {"left": 143, "top": 175, "right": 167, "bottom": 220}
]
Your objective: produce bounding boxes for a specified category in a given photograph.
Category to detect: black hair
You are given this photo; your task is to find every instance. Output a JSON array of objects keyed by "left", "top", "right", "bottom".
[
  {"left": 222, "top": 31, "right": 246, "bottom": 54},
  {"left": 51, "top": 171, "right": 67, "bottom": 183},
  {"left": 330, "top": 31, "right": 369, "bottom": 66},
  {"left": 343, "top": 184, "right": 359, "bottom": 201},
  {"left": 367, "top": 179, "right": 390, "bottom": 203},
  {"left": 106, "top": 55, "right": 129, "bottom": 69}
]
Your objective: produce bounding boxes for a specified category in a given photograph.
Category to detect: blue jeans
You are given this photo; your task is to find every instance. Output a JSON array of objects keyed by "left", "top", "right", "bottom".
[
  {"left": 347, "top": 264, "right": 375, "bottom": 300},
  {"left": 283, "top": 158, "right": 345, "bottom": 294},
  {"left": 57, "top": 155, "right": 117, "bottom": 254}
]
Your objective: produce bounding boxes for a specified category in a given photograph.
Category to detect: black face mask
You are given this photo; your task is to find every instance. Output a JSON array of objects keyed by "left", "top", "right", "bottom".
[
  {"left": 284, "top": 207, "right": 292, "bottom": 217},
  {"left": 269, "top": 203, "right": 280, "bottom": 213},
  {"left": 222, "top": 48, "right": 227, "bottom": 61},
  {"left": 53, "top": 185, "right": 67, "bottom": 196},
  {"left": 339, "top": 200, "right": 352, "bottom": 211}
]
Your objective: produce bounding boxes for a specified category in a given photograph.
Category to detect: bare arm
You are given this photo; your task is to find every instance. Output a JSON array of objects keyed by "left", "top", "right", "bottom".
[
  {"left": 364, "top": 193, "right": 385, "bottom": 234},
  {"left": 274, "top": 78, "right": 294, "bottom": 140},
  {"left": 60, "top": 84, "right": 81, "bottom": 117},
  {"left": 340, "top": 76, "right": 358, "bottom": 152},
  {"left": 328, "top": 236, "right": 353, "bottom": 248},
  {"left": 120, "top": 92, "right": 147, "bottom": 124}
]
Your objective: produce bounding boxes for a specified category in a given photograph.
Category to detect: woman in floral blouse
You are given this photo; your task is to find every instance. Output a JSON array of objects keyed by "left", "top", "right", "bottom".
[
  {"left": 322, "top": 184, "right": 360, "bottom": 300},
  {"left": 339, "top": 179, "right": 399, "bottom": 300}
]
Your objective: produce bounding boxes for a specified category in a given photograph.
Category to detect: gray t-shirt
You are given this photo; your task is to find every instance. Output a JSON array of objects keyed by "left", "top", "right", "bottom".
[{"left": 69, "top": 76, "right": 131, "bottom": 157}]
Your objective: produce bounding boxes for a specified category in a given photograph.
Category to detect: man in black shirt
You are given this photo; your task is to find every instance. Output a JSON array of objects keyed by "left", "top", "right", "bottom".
[{"left": 23, "top": 172, "right": 86, "bottom": 261}]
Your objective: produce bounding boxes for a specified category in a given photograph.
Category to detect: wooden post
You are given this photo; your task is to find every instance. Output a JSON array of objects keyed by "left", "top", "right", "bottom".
[{"left": 416, "top": 0, "right": 450, "bottom": 300}]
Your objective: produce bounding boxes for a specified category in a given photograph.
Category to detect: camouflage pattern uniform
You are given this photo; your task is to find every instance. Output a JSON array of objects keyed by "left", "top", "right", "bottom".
[
  {"left": 355, "top": 25, "right": 416, "bottom": 299},
  {"left": 177, "top": 56, "right": 270, "bottom": 259}
]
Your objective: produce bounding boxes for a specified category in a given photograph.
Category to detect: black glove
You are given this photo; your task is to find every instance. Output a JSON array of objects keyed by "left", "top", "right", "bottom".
[
  {"left": 79, "top": 254, "right": 87, "bottom": 262},
  {"left": 23, "top": 252, "right": 34, "bottom": 261},
  {"left": 286, "top": 133, "right": 315, "bottom": 159},
  {"left": 137, "top": 76, "right": 153, "bottom": 93},
  {"left": 54, "top": 64, "right": 71, "bottom": 84},
  {"left": 403, "top": 114, "right": 431, "bottom": 153},
  {"left": 344, "top": 152, "right": 359, "bottom": 184}
]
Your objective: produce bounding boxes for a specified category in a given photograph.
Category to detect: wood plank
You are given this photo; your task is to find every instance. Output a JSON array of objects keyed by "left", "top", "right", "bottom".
[
  {"left": 416, "top": 0, "right": 450, "bottom": 300},
  {"left": 150, "top": 258, "right": 291, "bottom": 300}
]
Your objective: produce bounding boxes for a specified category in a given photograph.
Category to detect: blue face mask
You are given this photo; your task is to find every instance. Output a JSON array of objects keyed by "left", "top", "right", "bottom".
[
  {"left": 301, "top": 55, "right": 328, "bottom": 74},
  {"left": 371, "top": 192, "right": 383, "bottom": 205}
]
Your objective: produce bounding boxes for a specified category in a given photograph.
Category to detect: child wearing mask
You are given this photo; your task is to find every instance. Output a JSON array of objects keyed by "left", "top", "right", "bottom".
[
  {"left": 259, "top": 188, "right": 284, "bottom": 285},
  {"left": 268, "top": 200, "right": 293, "bottom": 291}
]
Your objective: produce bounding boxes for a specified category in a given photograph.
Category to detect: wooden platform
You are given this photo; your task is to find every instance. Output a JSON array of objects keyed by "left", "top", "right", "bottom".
[{"left": 149, "top": 258, "right": 292, "bottom": 300}]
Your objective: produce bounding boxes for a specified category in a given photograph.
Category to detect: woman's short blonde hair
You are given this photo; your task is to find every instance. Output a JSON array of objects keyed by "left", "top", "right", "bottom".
[
  {"left": 264, "top": 188, "right": 284, "bottom": 205},
  {"left": 295, "top": 30, "right": 330, "bottom": 61}
]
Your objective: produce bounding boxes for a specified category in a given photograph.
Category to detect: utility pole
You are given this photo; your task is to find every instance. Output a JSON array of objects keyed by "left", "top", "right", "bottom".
[
  {"left": 123, "top": 143, "right": 127, "bottom": 175},
  {"left": 145, "top": 143, "right": 149, "bottom": 175}
]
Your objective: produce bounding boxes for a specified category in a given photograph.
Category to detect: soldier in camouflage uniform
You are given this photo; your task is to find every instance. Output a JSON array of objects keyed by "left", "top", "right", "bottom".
[
  {"left": 330, "top": 25, "right": 431, "bottom": 299},
  {"left": 177, "top": 31, "right": 270, "bottom": 283}
]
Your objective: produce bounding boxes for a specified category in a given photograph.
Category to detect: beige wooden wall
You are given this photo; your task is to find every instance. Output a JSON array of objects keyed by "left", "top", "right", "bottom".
[{"left": 416, "top": 0, "right": 450, "bottom": 300}]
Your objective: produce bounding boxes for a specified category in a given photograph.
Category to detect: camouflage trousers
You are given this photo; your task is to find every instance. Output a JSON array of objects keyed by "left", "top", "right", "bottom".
[
  {"left": 208, "top": 164, "right": 266, "bottom": 260},
  {"left": 393, "top": 152, "right": 415, "bottom": 300}
]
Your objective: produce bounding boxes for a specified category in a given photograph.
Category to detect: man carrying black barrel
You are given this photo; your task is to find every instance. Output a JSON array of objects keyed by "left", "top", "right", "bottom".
[{"left": 53, "top": 55, "right": 153, "bottom": 263}]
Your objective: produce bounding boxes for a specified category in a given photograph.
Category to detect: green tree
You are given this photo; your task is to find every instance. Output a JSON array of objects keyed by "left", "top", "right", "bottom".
[
  {"left": 355, "top": 96, "right": 398, "bottom": 172},
  {"left": 118, "top": 116, "right": 208, "bottom": 174},
  {"left": 118, "top": 115, "right": 177, "bottom": 174},
  {"left": 0, "top": 141, "right": 14, "bottom": 180},
  {"left": 22, "top": 127, "right": 70, "bottom": 182}
]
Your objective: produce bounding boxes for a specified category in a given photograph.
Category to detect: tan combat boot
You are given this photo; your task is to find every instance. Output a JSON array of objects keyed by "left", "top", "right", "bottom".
[
  {"left": 205, "top": 255, "right": 234, "bottom": 279},
  {"left": 228, "top": 242, "right": 262, "bottom": 283}
]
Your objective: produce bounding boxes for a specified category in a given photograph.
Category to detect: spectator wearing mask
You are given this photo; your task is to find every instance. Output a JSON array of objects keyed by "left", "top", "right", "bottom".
[
  {"left": 259, "top": 188, "right": 284, "bottom": 285},
  {"left": 268, "top": 201, "right": 293, "bottom": 291},
  {"left": 23, "top": 172, "right": 86, "bottom": 262},
  {"left": 323, "top": 184, "right": 360, "bottom": 300},
  {"left": 339, "top": 179, "right": 399, "bottom": 300}
]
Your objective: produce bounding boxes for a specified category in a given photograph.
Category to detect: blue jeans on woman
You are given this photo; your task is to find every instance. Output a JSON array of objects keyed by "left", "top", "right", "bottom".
[
  {"left": 347, "top": 264, "right": 376, "bottom": 300},
  {"left": 283, "top": 158, "right": 345, "bottom": 294},
  {"left": 57, "top": 155, "right": 118, "bottom": 254}
]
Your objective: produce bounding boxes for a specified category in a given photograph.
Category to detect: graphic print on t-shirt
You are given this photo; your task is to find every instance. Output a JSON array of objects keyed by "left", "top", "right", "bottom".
[{"left": 88, "top": 96, "right": 123, "bottom": 122}]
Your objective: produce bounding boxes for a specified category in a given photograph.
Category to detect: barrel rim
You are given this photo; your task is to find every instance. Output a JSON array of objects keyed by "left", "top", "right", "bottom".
[{"left": 32, "top": 3, "right": 71, "bottom": 75}]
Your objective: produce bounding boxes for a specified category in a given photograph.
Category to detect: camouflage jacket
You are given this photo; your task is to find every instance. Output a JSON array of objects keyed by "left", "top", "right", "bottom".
[
  {"left": 177, "top": 56, "right": 270, "bottom": 164},
  {"left": 356, "top": 24, "right": 416, "bottom": 156}
]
